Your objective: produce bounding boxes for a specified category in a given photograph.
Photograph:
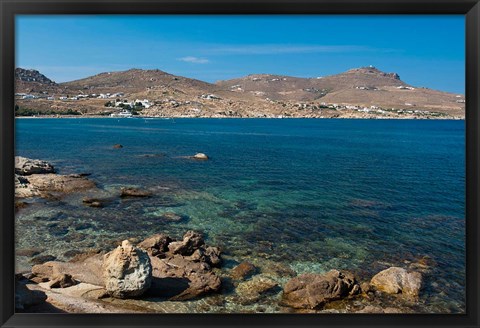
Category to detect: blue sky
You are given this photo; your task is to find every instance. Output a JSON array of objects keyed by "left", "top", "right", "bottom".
[{"left": 16, "top": 15, "right": 465, "bottom": 94}]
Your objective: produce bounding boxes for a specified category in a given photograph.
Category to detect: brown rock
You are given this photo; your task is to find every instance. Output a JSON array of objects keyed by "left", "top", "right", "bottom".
[
  {"left": 120, "top": 187, "right": 151, "bottom": 198},
  {"left": 168, "top": 231, "right": 205, "bottom": 256},
  {"left": 113, "top": 144, "right": 123, "bottom": 149},
  {"left": 230, "top": 262, "right": 257, "bottom": 280},
  {"left": 282, "top": 270, "right": 360, "bottom": 309},
  {"left": 370, "top": 267, "right": 422, "bottom": 297},
  {"left": 49, "top": 273, "right": 77, "bottom": 288},
  {"left": 26, "top": 173, "right": 96, "bottom": 194},
  {"left": 204, "top": 246, "right": 221, "bottom": 267},
  {"left": 188, "top": 246, "right": 221, "bottom": 267},
  {"left": 137, "top": 233, "right": 172, "bottom": 257},
  {"left": 149, "top": 254, "right": 221, "bottom": 301},
  {"left": 32, "top": 254, "right": 104, "bottom": 286}
]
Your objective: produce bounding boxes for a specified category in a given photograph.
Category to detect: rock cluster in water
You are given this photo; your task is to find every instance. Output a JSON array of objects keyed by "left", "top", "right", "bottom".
[
  {"left": 15, "top": 156, "right": 96, "bottom": 199},
  {"left": 27, "top": 230, "right": 222, "bottom": 302},
  {"left": 15, "top": 157, "right": 426, "bottom": 313}
]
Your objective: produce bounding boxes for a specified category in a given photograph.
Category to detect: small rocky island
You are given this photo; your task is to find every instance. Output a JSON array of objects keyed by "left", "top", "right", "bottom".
[{"left": 15, "top": 157, "right": 426, "bottom": 313}]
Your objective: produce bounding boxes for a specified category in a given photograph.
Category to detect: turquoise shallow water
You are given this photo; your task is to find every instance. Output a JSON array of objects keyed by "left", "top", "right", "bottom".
[{"left": 15, "top": 118, "right": 465, "bottom": 313}]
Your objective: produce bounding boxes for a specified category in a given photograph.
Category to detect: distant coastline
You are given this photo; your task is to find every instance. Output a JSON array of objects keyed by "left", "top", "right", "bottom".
[
  {"left": 14, "top": 115, "right": 465, "bottom": 120},
  {"left": 15, "top": 67, "right": 465, "bottom": 120}
]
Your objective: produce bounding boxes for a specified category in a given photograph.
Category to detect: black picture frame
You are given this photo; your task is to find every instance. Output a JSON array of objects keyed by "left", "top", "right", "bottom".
[{"left": 1, "top": 1, "right": 479, "bottom": 327}]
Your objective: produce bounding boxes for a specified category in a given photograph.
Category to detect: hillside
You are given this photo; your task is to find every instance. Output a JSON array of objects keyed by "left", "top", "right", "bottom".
[
  {"left": 216, "top": 67, "right": 464, "bottom": 117},
  {"left": 216, "top": 67, "right": 406, "bottom": 102},
  {"left": 15, "top": 68, "right": 60, "bottom": 94},
  {"left": 60, "top": 68, "right": 216, "bottom": 95},
  {"left": 14, "top": 67, "right": 465, "bottom": 119}
]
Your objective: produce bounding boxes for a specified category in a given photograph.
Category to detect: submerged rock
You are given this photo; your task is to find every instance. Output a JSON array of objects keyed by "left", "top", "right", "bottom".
[
  {"left": 158, "top": 212, "right": 184, "bottom": 222},
  {"left": 103, "top": 240, "right": 152, "bottom": 299},
  {"left": 15, "top": 156, "right": 55, "bottom": 176},
  {"left": 82, "top": 197, "right": 106, "bottom": 208},
  {"left": 370, "top": 267, "right": 422, "bottom": 297},
  {"left": 16, "top": 248, "right": 43, "bottom": 257},
  {"left": 120, "top": 187, "right": 151, "bottom": 198},
  {"left": 230, "top": 262, "right": 257, "bottom": 280},
  {"left": 235, "top": 275, "right": 279, "bottom": 305},
  {"left": 355, "top": 305, "right": 406, "bottom": 314},
  {"left": 282, "top": 270, "right": 360, "bottom": 309}
]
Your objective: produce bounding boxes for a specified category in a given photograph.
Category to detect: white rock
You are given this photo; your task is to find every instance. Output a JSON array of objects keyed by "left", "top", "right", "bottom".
[{"left": 103, "top": 240, "right": 152, "bottom": 298}]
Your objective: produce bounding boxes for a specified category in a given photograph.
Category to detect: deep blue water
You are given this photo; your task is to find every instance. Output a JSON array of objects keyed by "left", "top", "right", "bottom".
[{"left": 15, "top": 118, "right": 465, "bottom": 313}]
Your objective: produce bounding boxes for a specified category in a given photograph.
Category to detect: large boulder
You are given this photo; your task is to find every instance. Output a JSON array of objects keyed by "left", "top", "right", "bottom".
[
  {"left": 370, "top": 267, "right": 422, "bottom": 297},
  {"left": 149, "top": 254, "right": 221, "bottom": 301},
  {"left": 103, "top": 240, "right": 152, "bottom": 299},
  {"left": 15, "top": 156, "right": 55, "bottom": 176},
  {"left": 282, "top": 270, "right": 360, "bottom": 309}
]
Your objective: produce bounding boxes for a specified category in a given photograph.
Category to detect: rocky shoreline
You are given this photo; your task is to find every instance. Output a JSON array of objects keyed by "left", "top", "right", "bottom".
[{"left": 15, "top": 157, "right": 428, "bottom": 313}]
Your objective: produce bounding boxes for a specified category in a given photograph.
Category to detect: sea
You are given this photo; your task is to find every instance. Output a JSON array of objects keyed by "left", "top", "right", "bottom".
[{"left": 15, "top": 118, "right": 465, "bottom": 313}]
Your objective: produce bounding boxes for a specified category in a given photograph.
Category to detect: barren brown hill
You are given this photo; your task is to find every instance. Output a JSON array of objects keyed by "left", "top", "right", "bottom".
[
  {"left": 216, "top": 67, "right": 407, "bottom": 101},
  {"left": 60, "top": 68, "right": 216, "bottom": 95},
  {"left": 216, "top": 67, "right": 464, "bottom": 116},
  {"left": 14, "top": 66, "right": 465, "bottom": 119}
]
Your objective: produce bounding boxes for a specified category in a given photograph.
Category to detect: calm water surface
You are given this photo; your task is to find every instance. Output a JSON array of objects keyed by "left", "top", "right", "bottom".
[{"left": 15, "top": 118, "right": 465, "bottom": 313}]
